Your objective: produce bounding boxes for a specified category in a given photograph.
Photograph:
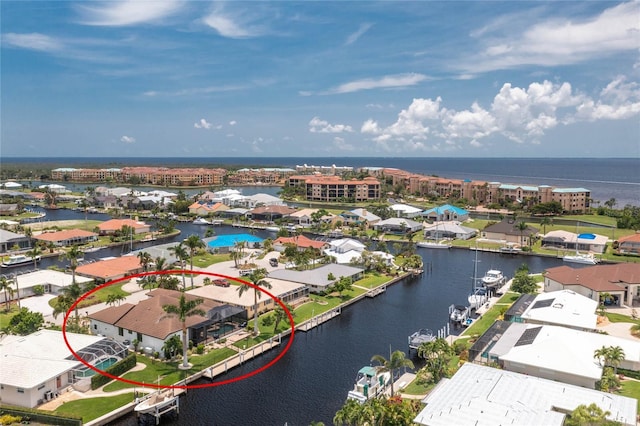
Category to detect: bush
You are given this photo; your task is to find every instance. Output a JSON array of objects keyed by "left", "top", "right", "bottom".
[
  {"left": 32, "top": 285, "right": 45, "bottom": 296},
  {"left": 261, "top": 316, "right": 274, "bottom": 327},
  {"left": 0, "top": 414, "right": 22, "bottom": 425},
  {"left": 196, "top": 343, "right": 205, "bottom": 355}
]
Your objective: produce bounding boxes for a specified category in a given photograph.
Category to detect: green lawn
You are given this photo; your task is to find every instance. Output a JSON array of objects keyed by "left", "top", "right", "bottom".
[
  {"left": 54, "top": 392, "right": 135, "bottom": 423},
  {"left": 497, "top": 292, "right": 520, "bottom": 304},
  {"left": 462, "top": 304, "right": 505, "bottom": 337},
  {"left": 402, "top": 380, "right": 435, "bottom": 395},
  {"left": 192, "top": 253, "right": 231, "bottom": 268},
  {"left": 619, "top": 380, "right": 640, "bottom": 411},
  {"left": 605, "top": 312, "right": 640, "bottom": 325},
  {"left": 0, "top": 305, "right": 21, "bottom": 329},
  {"left": 103, "top": 347, "right": 236, "bottom": 392}
]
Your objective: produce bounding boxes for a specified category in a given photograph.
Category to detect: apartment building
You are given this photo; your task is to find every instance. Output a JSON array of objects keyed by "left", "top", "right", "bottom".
[{"left": 286, "top": 175, "right": 381, "bottom": 202}]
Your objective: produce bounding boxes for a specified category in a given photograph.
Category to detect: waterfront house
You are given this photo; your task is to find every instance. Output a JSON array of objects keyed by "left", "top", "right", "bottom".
[
  {"left": 616, "top": 233, "right": 640, "bottom": 256},
  {"left": 421, "top": 204, "right": 469, "bottom": 222},
  {"left": 372, "top": 217, "right": 423, "bottom": 234},
  {"left": 76, "top": 256, "right": 143, "bottom": 282},
  {"left": 249, "top": 205, "right": 297, "bottom": 222},
  {"left": 544, "top": 263, "right": 640, "bottom": 307},
  {"left": 389, "top": 203, "right": 423, "bottom": 218},
  {"left": 97, "top": 218, "right": 151, "bottom": 235},
  {"left": 188, "top": 278, "right": 308, "bottom": 321},
  {"left": 0, "top": 203, "right": 19, "bottom": 216},
  {"left": 268, "top": 264, "right": 364, "bottom": 294},
  {"left": 0, "top": 330, "right": 128, "bottom": 408},
  {"left": 506, "top": 290, "right": 598, "bottom": 331},
  {"left": 413, "top": 362, "right": 637, "bottom": 426},
  {"left": 188, "top": 201, "right": 229, "bottom": 216},
  {"left": 0, "top": 270, "right": 93, "bottom": 304},
  {"left": 323, "top": 238, "right": 366, "bottom": 264},
  {"left": 273, "top": 235, "right": 329, "bottom": 253},
  {"left": 235, "top": 193, "right": 285, "bottom": 209},
  {"left": 339, "top": 208, "right": 381, "bottom": 227},
  {"left": 33, "top": 229, "right": 98, "bottom": 247},
  {"left": 422, "top": 221, "right": 476, "bottom": 241},
  {"left": 481, "top": 218, "right": 538, "bottom": 246},
  {"left": 288, "top": 208, "right": 319, "bottom": 226},
  {"left": 541, "top": 230, "right": 608, "bottom": 254},
  {"left": 485, "top": 323, "right": 640, "bottom": 389},
  {"left": 89, "top": 289, "right": 243, "bottom": 357},
  {"left": 0, "top": 228, "right": 31, "bottom": 252}
]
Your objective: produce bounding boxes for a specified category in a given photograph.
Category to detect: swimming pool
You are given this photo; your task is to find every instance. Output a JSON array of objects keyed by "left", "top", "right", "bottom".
[
  {"left": 76, "top": 357, "right": 119, "bottom": 378},
  {"left": 207, "top": 233, "right": 264, "bottom": 249}
]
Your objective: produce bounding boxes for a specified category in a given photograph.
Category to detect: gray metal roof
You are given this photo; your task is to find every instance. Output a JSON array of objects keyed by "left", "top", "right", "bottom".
[{"left": 268, "top": 264, "right": 364, "bottom": 288}]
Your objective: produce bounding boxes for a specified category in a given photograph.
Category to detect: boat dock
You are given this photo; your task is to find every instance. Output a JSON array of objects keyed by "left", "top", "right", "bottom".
[
  {"left": 296, "top": 308, "right": 341, "bottom": 332},
  {"left": 365, "top": 285, "right": 386, "bottom": 297},
  {"left": 134, "top": 389, "right": 180, "bottom": 425}
]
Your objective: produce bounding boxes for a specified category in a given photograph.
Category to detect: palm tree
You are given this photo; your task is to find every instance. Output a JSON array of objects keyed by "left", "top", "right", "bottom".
[
  {"left": 137, "top": 251, "right": 153, "bottom": 273},
  {"left": 162, "top": 294, "right": 205, "bottom": 369},
  {"left": 184, "top": 234, "right": 204, "bottom": 289},
  {"left": 272, "top": 303, "right": 294, "bottom": 333},
  {"left": 371, "top": 349, "right": 414, "bottom": 397},
  {"left": 26, "top": 245, "right": 42, "bottom": 270},
  {"left": 607, "top": 346, "right": 625, "bottom": 374},
  {"left": 62, "top": 245, "right": 84, "bottom": 286},
  {"left": 237, "top": 268, "right": 272, "bottom": 335},
  {"left": 52, "top": 294, "right": 74, "bottom": 321},
  {"left": 61, "top": 281, "right": 84, "bottom": 322},
  {"left": 540, "top": 217, "right": 552, "bottom": 235},
  {"left": 168, "top": 243, "right": 189, "bottom": 290},
  {"left": 516, "top": 220, "right": 528, "bottom": 247},
  {"left": 0, "top": 276, "right": 12, "bottom": 311}
]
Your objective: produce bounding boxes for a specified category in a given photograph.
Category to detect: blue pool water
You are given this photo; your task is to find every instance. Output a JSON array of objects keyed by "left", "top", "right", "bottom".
[
  {"left": 76, "top": 357, "right": 118, "bottom": 378},
  {"left": 207, "top": 233, "right": 264, "bottom": 249}
]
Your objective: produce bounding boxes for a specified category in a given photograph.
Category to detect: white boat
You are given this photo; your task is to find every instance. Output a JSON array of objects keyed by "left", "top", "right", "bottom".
[
  {"left": 1, "top": 254, "right": 41, "bottom": 268},
  {"left": 499, "top": 244, "right": 522, "bottom": 254},
  {"left": 265, "top": 226, "right": 280, "bottom": 232},
  {"left": 416, "top": 240, "right": 451, "bottom": 249},
  {"left": 134, "top": 389, "right": 178, "bottom": 414},
  {"left": 449, "top": 305, "right": 469, "bottom": 324},
  {"left": 563, "top": 252, "right": 599, "bottom": 265},
  {"left": 346, "top": 366, "right": 391, "bottom": 403},
  {"left": 193, "top": 218, "right": 211, "bottom": 225},
  {"left": 481, "top": 269, "right": 506, "bottom": 289},
  {"left": 468, "top": 287, "right": 487, "bottom": 311}
]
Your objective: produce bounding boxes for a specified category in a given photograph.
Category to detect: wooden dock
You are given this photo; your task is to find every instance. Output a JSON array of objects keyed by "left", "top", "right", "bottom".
[{"left": 296, "top": 308, "right": 341, "bottom": 331}]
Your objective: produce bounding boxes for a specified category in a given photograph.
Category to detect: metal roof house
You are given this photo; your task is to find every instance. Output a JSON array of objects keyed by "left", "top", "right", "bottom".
[
  {"left": 0, "top": 330, "right": 128, "bottom": 408},
  {"left": 413, "top": 362, "right": 637, "bottom": 426},
  {"left": 268, "top": 264, "right": 364, "bottom": 294}
]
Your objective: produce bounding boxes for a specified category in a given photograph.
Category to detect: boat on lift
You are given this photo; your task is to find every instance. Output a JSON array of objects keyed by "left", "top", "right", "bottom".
[{"left": 346, "top": 366, "right": 391, "bottom": 403}]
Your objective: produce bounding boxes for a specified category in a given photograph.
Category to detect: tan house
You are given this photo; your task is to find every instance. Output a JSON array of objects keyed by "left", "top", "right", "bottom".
[
  {"left": 97, "top": 219, "right": 151, "bottom": 235},
  {"left": 544, "top": 263, "right": 640, "bottom": 307},
  {"left": 33, "top": 229, "right": 98, "bottom": 247},
  {"left": 481, "top": 218, "right": 538, "bottom": 246},
  {"left": 616, "top": 234, "right": 640, "bottom": 256},
  {"left": 76, "top": 256, "right": 143, "bottom": 281},
  {"left": 188, "top": 201, "right": 229, "bottom": 216},
  {"left": 273, "top": 235, "right": 329, "bottom": 252}
]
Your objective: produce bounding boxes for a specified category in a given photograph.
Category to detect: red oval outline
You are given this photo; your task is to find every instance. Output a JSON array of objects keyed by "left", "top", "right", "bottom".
[{"left": 62, "top": 270, "right": 295, "bottom": 389}]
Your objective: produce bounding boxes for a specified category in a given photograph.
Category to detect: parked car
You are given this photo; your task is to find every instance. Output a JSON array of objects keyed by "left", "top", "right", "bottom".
[
  {"left": 213, "top": 279, "right": 230, "bottom": 287},
  {"left": 269, "top": 258, "right": 278, "bottom": 267}
]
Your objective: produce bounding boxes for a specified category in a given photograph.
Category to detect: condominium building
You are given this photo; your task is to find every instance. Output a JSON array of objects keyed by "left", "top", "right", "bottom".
[{"left": 286, "top": 175, "right": 381, "bottom": 202}]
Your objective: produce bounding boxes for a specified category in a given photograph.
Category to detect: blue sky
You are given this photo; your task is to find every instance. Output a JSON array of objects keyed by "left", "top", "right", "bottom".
[{"left": 2, "top": 1, "right": 639, "bottom": 158}]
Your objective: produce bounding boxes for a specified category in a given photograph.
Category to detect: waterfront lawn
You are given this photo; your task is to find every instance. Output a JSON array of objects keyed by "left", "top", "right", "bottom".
[
  {"left": 402, "top": 380, "right": 435, "bottom": 396},
  {"left": 356, "top": 273, "right": 395, "bottom": 289},
  {"left": 103, "top": 348, "right": 236, "bottom": 392},
  {"left": 462, "top": 305, "right": 505, "bottom": 338},
  {"left": 54, "top": 392, "right": 135, "bottom": 423},
  {"left": 47, "top": 281, "right": 130, "bottom": 310},
  {"left": 620, "top": 380, "right": 640, "bottom": 411},
  {"left": 497, "top": 291, "right": 520, "bottom": 304},
  {"left": 0, "top": 304, "right": 20, "bottom": 329}
]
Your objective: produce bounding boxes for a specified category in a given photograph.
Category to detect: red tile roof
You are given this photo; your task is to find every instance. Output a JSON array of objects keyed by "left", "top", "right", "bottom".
[
  {"left": 76, "top": 256, "right": 142, "bottom": 280},
  {"left": 98, "top": 219, "right": 149, "bottom": 232},
  {"left": 274, "top": 235, "right": 328, "bottom": 249},
  {"left": 34, "top": 229, "right": 97, "bottom": 242},
  {"left": 544, "top": 263, "right": 640, "bottom": 292},
  {"left": 618, "top": 234, "right": 640, "bottom": 243}
]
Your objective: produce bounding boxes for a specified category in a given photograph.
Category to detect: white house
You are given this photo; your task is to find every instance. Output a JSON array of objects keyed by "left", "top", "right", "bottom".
[
  {"left": 389, "top": 203, "right": 423, "bottom": 218},
  {"left": 268, "top": 264, "right": 364, "bottom": 294},
  {"left": 373, "top": 217, "right": 423, "bottom": 234},
  {"left": 518, "top": 289, "right": 598, "bottom": 331},
  {"left": 0, "top": 270, "right": 93, "bottom": 303},
  {"left": 542, "top": 230, "right": 608, "bottom": 254},
  {"left": 490, "top": 323, "right": 640, "bottom": 389},
  {"left": 413, "top": 363, "right": 637, "bottom": 426},
  {"left": 422, "top": 221, "right": 476, "bottom": 241},
  {"left": 0, "top": 330, "right": 127, "bottom": 408}
]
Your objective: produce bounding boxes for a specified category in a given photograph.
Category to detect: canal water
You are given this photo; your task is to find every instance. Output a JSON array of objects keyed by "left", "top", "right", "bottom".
[{"left": 8, "top": 209, "right": 566, "bottom": 425}]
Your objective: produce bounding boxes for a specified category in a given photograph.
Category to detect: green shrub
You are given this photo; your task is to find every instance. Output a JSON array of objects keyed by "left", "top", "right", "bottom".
[
  {"left": 32, "top": 285, "right": 45, "bottom": 296},
  {"left": 196, "top": 343, "right": 205, "bottom": 355}
]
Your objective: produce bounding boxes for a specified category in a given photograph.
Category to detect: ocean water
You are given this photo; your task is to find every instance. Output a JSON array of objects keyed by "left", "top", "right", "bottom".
[{"left": 5, "top": 157, "right": 639, "bottom": 207}]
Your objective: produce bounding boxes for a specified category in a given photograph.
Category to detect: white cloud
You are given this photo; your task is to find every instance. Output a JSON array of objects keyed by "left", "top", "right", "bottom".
[
  {"left": 309, "top": 117, "right": 354, "bottom": 133},
  {"left": 194, "top": 118, "right": 212, "bottom": 129},
  {"left": 3, "top": 33, "right": 62, "bottom": 52},
  {"left": 345, "top": 23, "right": 373, "bottom": 46},
  {"left": 121, "top": 135, "right": 136, "bottom": 143},
  {"left": 329, "top": 73, "right": 428, "bottom": 94},
  {"left": 462, "top": 2, "right": 640, "bottom": 73},
  {"left": 360, "top": 77, "right": 639, "bottom": 150},
  {"left": 216, "top": 124, "right": 223, "bottom": 130},
  {"left": 203, "top": 5, "right": 268, "bottom": 38},
  {"left": 229, "top": 120, "right": 237, "bottom": 126},
  {"left": 76, "top": 0, "right": 184, "bottom": 26},
  {"left": 332, "top": 137, "right": 355, "bottom": 151},
  {"left": 142, "top": 84, "right": 248, "bottom": 97}
]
